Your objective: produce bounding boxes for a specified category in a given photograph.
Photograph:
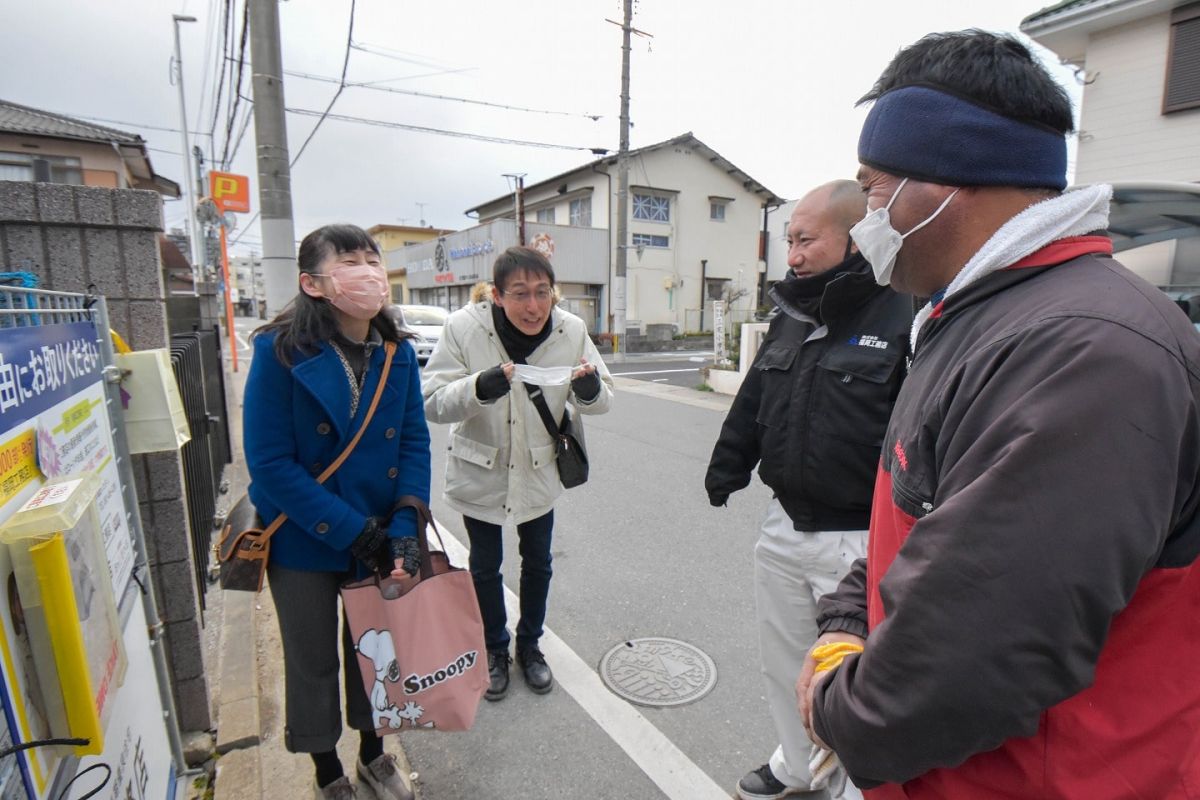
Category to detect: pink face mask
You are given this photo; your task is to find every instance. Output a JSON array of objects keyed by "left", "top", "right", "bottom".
[{"left": 314, "top": 263, "right": 389, "bottom": 320}]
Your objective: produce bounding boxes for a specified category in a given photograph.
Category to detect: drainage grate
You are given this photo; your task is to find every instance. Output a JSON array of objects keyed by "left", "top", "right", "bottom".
[{"left": 598, "top": 637, "right": 718, "bottom": 708}]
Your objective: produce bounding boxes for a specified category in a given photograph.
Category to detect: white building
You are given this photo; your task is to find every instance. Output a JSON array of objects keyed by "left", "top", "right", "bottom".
[
  {"left": 230, "top": 254, "right": 264, "bottom": 317},
  {"left": 1022, "top": 0, "right": 1200, "bottom": 284},
  {"left": 463, "top": 132, "right": 783, "bottom": 334}
]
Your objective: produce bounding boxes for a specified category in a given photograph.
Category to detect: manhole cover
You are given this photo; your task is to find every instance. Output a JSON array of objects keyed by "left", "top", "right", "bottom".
[{"left": 598, "top": 637, "right": 717, "bottom": 707}]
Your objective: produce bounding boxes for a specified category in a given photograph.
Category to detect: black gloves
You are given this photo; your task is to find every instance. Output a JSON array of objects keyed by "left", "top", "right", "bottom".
[
  {"left": 571, "top": 370, "right": 602, "bottom": 402},
  {"left": 350, "top": 517, "right": 390, "bottom": 574},
  {"left": 351, "top": 519, "right": 423, "bottom": 576},
  {"left": 708, "top": 492, "right": 728, "bottom": 507},
  {"left": 389, "top": 537, "right": 421, "bottom": 576},
  {"left": 476, "top": 365, "right": 512, "bottom": 402}
]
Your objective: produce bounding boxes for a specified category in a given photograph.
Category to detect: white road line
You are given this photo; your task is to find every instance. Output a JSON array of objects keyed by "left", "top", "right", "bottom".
[
  {"left": 433, "top": 519, "right": 729, "bottom": 800},
  {"left": 235, "top": 331, "right": 251, "bottom": 351},
  {"left": 609, "top": 367, "right": 701, "bottom": 377},
  {"left": 651, "top": 378, "right": 669, "bottom": 383}
]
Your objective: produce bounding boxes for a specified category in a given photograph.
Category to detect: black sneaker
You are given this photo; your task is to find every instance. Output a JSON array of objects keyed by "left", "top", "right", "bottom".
[
  {"left": 517, "top": 647, "right": 553, "bottom": 694},
  {"left": 736, "top": 763, "right": 817, "bottom": 800},
  {"left": 485, "top": 650, "right": 511, "bottom": 701}
]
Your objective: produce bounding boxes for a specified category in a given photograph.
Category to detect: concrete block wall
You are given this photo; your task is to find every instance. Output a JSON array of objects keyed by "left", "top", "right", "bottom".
[{"left": 0, "top": 180, "right": 213, "bottom": 731}]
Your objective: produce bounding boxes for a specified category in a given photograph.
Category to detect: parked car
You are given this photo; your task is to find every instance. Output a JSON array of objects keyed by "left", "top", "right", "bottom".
[{"left": 395, "top": 304, "right": 449, "bottom": 364}]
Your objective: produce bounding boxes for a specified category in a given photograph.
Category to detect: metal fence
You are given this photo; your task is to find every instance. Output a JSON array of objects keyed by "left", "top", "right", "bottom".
[{"left": 169, "top": 328, "right": 232, "bottom": 611}]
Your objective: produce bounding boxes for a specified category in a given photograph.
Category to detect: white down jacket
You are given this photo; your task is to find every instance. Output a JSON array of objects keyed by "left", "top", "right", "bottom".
[{"left": 422, "top": 301, "right": 613, "bottom": 524}]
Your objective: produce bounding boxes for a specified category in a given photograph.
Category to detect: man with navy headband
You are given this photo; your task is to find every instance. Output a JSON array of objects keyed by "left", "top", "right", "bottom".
[{"left": 797, "top": 31, "right": 1200, "bottom": 799}]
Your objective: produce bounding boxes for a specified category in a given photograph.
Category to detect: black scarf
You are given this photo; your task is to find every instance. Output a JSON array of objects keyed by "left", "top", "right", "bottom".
[
  {"left": 772, "top": 253, "right": 871, "bottom": 323},
  {"left": 491, "top": 301, "right": 552, "bottom": 363}
]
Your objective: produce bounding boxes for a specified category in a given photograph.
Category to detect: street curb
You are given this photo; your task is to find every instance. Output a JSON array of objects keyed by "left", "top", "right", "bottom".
[
  {"left": 213, "top": 747, "right": 261, "bottom": 800},
  {"left": 611, "top": 375, "right": 734, "bottom": 411},
  {"left": 215, "top": 587, "right": 261, "bottom": 754}
]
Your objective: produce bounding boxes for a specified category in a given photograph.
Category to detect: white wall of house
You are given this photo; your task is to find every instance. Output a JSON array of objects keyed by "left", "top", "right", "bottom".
[
  {"left": 475, "top": 141, "right": 770, "bottom": 332},
  {"left": 1074, "top": 12, "right": 1200, "bottom": 184}
]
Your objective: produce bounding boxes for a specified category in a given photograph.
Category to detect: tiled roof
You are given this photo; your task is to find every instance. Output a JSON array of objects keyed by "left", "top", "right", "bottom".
[{"left": 0, "top": 99, "right": 144, "bottom": 145}]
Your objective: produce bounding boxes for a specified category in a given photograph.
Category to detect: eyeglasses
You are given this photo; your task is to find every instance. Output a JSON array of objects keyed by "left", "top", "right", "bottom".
[{"left": 502, "top": 288, "right": 554, "bottom": 304}]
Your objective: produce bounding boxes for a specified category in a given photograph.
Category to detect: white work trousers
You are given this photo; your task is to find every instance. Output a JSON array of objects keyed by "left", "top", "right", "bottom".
[{"left": 755, "top": 498, "right": 867, "bottom": 799}]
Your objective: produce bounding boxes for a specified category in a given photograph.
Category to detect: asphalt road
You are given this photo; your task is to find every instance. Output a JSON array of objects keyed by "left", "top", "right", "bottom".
[{"left": 408, "top": 383, "right": 801, "bottom": 800}]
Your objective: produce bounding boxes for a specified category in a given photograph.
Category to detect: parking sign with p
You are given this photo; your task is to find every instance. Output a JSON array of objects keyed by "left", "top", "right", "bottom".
[{"left": 209, "top": 171, "right": 250, "bottom": 213}]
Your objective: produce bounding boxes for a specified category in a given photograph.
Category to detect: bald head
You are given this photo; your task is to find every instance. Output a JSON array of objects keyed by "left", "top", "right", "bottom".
[
  {"left": 797, "top": 180, "right": 868, "bottom": 234},
  {"left": 785, "top": 180, "right": 868, "bottom": 277}
]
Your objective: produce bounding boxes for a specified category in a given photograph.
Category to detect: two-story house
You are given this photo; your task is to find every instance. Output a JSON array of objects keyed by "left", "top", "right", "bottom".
[
  {"left": 0, "top": 99, "right": 179, "bottom": 197},
  {"left": 454, "top": 132, "right": 782, "bottom": 334},
  {"left": 1022, "top": 1, "right": 1200, "bottom": 285}
]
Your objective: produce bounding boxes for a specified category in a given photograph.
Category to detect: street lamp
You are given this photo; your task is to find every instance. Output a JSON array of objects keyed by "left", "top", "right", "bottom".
[{"left": 171, "top": 14, "right": 200, "bottom": 293}]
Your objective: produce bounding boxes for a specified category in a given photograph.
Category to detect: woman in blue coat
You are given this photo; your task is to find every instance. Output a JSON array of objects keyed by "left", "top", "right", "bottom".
[{"left": 244, "top": 224, "right": 430, "bottom": 800}]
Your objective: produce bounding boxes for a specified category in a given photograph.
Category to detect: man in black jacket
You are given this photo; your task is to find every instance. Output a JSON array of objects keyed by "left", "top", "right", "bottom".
[{"left": 706, "top": 180, "right": 909, "bottom": 800}]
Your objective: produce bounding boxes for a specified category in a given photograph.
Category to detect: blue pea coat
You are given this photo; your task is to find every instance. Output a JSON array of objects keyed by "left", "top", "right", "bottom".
[{"left": 243, "top": 330, "right": 431, "bottom": 572}]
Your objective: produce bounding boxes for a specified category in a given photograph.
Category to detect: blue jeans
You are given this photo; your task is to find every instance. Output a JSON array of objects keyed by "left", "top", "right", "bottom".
[{"left": 464, "top": 510, "right": 554, "bottom": 653}]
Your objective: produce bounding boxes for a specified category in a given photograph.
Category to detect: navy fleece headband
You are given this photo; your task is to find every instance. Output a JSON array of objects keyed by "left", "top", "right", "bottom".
[{"left": 858, "top": 84, "right": 1068, "bottom": 190}]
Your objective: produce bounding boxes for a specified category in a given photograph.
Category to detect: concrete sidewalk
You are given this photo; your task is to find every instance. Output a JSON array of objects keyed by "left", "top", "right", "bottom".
[{"left": 210, "top": 340, "right": 417, "bottom": 800}]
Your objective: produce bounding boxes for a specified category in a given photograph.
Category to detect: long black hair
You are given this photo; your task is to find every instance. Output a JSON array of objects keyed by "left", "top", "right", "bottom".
[{"left": 253, "top": 223, "right": 409, "bottom": 366}]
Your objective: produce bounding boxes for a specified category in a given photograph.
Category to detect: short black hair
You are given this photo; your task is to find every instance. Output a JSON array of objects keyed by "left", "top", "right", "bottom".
[
  {"left": 860, "top": 30, "right": 1074, "bottom": 134},
  {"left": 492, "top": 246, "right": 555, "bottom": 292}
]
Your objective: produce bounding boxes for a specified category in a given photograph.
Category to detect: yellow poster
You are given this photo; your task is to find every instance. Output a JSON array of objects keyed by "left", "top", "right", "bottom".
[{"left": 0, "top": 430, "right": 40, "bottom": 508}]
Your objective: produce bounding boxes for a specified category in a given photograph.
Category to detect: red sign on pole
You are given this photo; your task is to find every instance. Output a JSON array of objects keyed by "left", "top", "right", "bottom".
[{"left": 209, "top": 171, "right": 250, "bottom": 213}]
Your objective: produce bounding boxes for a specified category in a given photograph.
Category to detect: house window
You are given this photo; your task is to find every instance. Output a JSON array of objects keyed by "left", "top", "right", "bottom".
[
  {"left": 536, "top": 207, "right": 555, "bottom": 224},
  {"left": 569, "top": 197, "right": 592, "bottom": 226},
  {"left": 633, "top": 193, "right": 670, "bottom": 222},
  {"left": 0, "top": 152, "right": 83, "bottom": 185},
  {"left": 1165, "top": 3, "right": 1200, "bottom": 113},
  {"left": 631, "top": 233, "right": 670, "bottom": 248},
  {"left": 710, "top": 201, "right": 727, "bottom": 221}
]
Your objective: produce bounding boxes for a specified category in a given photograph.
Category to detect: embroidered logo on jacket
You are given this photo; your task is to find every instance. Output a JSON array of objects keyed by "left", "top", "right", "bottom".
[
  {"left": 848, "top": 334, "right": 888, "bottom": 350},
  {"left": 893, "top": 439, "right": 909, "bottom": 471}
]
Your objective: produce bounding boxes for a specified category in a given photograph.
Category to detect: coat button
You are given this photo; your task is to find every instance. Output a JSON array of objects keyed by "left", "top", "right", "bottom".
[
  {"left": 385, "top": 427, "right": 396, "bottom": 439},
  {"left": 317, "top": 422, "right": 331, "bottom": 435},
  {"left": 388, "top": 467, "right": 399, "bottom": 478},
  {"left": 315, "top": 522, "right": 330, "bottom": 534}
]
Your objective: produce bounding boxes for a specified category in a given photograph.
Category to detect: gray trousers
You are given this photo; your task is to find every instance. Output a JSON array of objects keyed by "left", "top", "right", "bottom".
[{"left": 267, "top": 563, "right": 374, "bottom": 753}]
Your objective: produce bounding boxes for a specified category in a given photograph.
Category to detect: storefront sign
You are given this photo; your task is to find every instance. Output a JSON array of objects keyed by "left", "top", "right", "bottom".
[{"left": 448, "top": 240, "right": 494, "bottom": 260}]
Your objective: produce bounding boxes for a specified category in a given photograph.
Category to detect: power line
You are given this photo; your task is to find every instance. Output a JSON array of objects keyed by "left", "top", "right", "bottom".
[
  {"left": 47, "top": 111, "right": 214, "bottom": 137},
  {"left": 283, "top": 69, "right": 601, "bottom": 120},
  {"left": 224, "top": 98, "right": 254, "bottom": 169},
  {"left": 348, "top": 40, "right": 458, "bottom": 71},
  {"left": 289, "top": 0, "right": 357, "bottom": 168},
  {"left": 194, "top": 0, "right": 220, "bottom": 133},
  {"left": 206, "top": 0, "right": 233, "bottom": 148},
  {"left": 220, "top": 0, "right": 250, "bottom": 168},
  {"left": 284, "top": 106, "right": 601, "bottom": 151}
]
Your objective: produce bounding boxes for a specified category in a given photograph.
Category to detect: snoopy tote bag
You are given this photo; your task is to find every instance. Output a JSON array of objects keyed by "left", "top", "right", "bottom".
[{"left": 340, "top": 496, "right": 488, "bottom": 734}]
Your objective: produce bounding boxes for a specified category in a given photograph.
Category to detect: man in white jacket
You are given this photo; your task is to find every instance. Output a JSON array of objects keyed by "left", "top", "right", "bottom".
[{"left": 423, "top": 246, "right": 613, "bottom": 699}]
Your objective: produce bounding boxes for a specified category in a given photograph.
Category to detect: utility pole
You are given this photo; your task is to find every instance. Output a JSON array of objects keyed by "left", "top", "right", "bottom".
[
  {"left": 171, "top": 14, "right": 200, "bottom": 291},
  {"left": 416, "top": 202, "right": 427, "bottom": 227},
  {"left": 503, "top": 173, "right": 527, "bottom": 245},
  {"left": 249, "top": 0, "right": 297, "bottom": 316},
  {"left": 612, "top": 0, "right": 634, "bottom": 359}
]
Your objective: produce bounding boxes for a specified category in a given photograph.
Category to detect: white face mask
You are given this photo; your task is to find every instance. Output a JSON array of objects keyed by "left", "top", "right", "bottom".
[
  {"left": 513, "top": 363, "right": 574, "bottom": 386},
  {"left": 850, "top": 177, "right": 959, "bottom": 286}
]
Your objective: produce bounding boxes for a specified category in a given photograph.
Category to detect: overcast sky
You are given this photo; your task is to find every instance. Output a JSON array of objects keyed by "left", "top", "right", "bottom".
[{"left": 1, "top": 0, "right": 1080, "bottom": 257}]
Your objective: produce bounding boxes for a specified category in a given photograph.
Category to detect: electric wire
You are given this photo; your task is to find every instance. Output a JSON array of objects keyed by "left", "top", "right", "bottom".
[
  {"left": 206, "top": 0, "right": 233, "bottom": 148},
  {"left": 220, "top": 0, "right": 250, "bottom": 169},
  {"left": 283, "top": 69, "right": 601, "bottom": 119},
  {"left": 285, "top": 107, "right": 599, "bottom": 151},
  {"left": 288, "top": 0, "right": 357, "bottom": 169}
]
